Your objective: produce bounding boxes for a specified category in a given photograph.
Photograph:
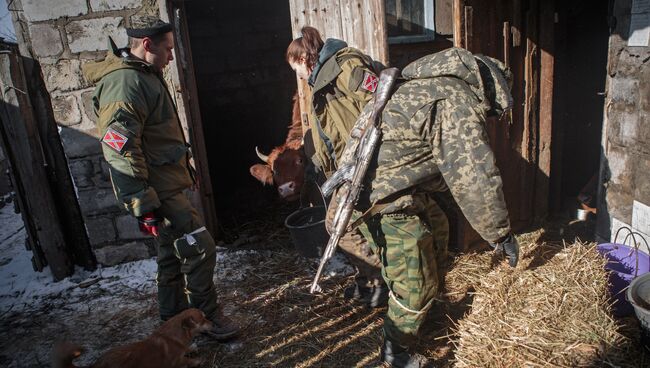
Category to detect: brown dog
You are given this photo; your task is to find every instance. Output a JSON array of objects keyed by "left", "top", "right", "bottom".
[{"left": 52, "top": 308, "right": 213, "bottom": 368}]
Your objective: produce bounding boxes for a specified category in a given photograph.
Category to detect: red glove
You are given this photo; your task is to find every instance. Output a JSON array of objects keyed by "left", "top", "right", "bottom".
[{"left": 138, "top": 212, "right": 161, "bottom": 237}]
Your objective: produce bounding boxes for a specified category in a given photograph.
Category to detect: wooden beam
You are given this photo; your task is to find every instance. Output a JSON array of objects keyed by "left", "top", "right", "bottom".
[
  {"left": 511, "top": 0, "right": 522, "bottom": 47},
  {"left": 19, "top": 55, "right": 96, "bottom": 270},
  {"left": 521, "top": 0, "right": 539, "bottom": 221},
  {"left": 536, "top": 0, "right": 555, "bottom": 220},
  {"left": 503, "top": 21, "right": 511, "bottom": 67},
  {"left": 464, "top": 5, "right": 474, "bottom": 52},
  {"left": 0, "top": 52, "right": 72, "bottom": 280},
  {"left": 453, "top": 0, "right": 465, "bottom": 47}
]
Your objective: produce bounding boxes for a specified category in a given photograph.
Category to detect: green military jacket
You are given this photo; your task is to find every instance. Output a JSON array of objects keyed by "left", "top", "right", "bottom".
[
  {"left": 339, "top": 47, "right": 513, "bottom": 209},
  {"left": 308, "top": 39, "right": 382, "bottom": 176},
  {"left": 82, "top": 48, "right": 193, "bottom": 217}
]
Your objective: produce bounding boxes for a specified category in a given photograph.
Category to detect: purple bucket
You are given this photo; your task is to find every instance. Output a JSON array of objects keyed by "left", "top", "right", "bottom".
[{"left": 597, "top": 242, "right": 650, "bottom": 316}]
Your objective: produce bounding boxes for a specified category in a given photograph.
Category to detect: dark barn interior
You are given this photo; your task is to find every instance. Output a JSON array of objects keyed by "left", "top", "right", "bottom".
[
  {"left": 552, "top": 0, "right": 609, "bottom": 212},
  {"left": 183, "top": 1, "right": 297, "bottom": 230}
]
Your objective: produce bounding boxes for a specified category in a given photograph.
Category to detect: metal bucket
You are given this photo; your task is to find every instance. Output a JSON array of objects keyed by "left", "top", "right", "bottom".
[
  {"left": 284, "top": 206, "right": 329, "bottom": 258},
  {"left": 627, "top": 272, "right": 650, "bottom": 346}
]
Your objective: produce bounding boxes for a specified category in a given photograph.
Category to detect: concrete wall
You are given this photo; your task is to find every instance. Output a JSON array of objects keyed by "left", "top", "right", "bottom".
[
  {"left": 597, "top": 0, "right": 650, "bottom": 252},
  {"left": 11, "top": 0, "right": 165, "bottom": 264}
]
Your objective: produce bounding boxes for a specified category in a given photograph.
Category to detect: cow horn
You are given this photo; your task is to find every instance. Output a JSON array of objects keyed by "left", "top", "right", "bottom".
[{"left": 255, "top": 146, "right": 269, "bottom": 163}]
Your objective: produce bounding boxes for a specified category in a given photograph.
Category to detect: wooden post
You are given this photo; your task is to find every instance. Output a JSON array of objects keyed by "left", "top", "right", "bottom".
[
  {"left": 165, "top": 0, "right": 219, "bottom": 237},
  {"left": 453, "top": 0, "right": 465, "bottom": 47},
  {"left": 521, "top": 0, "right": 539, "bottom": 222},
  {"left": 464, "top": 5, "right": 474, "bottom": 51},
  {"left": 536, "top": 0, "right": 555, "bottom": 220},
  {"left": 503, "top": 21, "right": 511, "bottom": 67},
  {"left": 0, "top": 51, "right": 72, "bottom": 281}
]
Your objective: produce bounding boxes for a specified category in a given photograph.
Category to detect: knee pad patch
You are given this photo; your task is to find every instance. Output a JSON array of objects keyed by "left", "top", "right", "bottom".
[{"left": 173, "top": 226, "right": 216, "bottom": 259}]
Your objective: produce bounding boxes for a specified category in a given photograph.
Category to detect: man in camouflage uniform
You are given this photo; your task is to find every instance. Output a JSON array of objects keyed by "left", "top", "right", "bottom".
[
  {"left": 333, "top": 47, "right": 520, "bottom": 367},
  {"left": 82, "top": 17, "right": 240, "bottom": 340}
]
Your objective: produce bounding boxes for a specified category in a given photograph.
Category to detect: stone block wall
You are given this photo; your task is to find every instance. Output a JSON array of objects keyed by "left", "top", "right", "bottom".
[
  {"left": 597, "top": 0, "right": 650, "bottom": 252},
  {"left": 11, "top": 0, "right": 164, "bottom": 263}
]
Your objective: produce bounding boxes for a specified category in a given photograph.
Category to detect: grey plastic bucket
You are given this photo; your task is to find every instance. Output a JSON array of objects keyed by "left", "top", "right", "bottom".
[{"left": 284, "top": 206, "right": 330, "bottom": 258}]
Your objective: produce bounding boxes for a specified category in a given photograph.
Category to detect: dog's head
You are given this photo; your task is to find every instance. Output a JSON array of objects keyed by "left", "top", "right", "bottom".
[{"left": 179, "top": 308, "right": 213, "bottom": 337}]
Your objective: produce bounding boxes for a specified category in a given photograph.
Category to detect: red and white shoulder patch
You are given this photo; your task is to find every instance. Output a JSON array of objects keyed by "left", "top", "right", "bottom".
[
  {"left": 361, "top": 71, "right": 378, "bottom": 93},
  {"left": 102, "top": 128, "right": 128, "bottom": 153}
]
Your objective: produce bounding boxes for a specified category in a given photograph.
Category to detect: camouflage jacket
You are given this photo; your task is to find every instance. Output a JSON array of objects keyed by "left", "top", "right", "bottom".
[
  {"left": 339, "top": 48, "right": 513, "bottom": 211},
  {"left": 82, "top": 47, "right": 193, "bottom": 217},
  {"left": 308, "top": 39, "right": 382, "bottom": 176}
]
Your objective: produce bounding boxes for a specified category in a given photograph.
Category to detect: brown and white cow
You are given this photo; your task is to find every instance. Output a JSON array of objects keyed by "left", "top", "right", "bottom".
[{"left": 250, "top": 93, "right": 307, "bottom": 201}]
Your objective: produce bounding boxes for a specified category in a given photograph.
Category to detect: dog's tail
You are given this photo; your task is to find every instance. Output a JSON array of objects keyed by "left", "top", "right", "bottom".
[{"left": 51, "top": 342, "right": 84, "bottom": 368}]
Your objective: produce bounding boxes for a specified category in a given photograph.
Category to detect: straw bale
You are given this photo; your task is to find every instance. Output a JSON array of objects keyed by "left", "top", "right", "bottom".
[{"left": 451, "top": 240, "right": 644, "bottom": 367}]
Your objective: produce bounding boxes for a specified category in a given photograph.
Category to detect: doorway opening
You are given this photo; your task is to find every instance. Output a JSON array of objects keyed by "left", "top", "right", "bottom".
[{"left": 183, "top": 1, "right": 298, "bottom": 239}]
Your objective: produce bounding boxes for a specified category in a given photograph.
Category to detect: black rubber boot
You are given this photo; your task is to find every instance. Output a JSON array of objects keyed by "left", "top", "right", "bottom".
[
  {"left": 343, "top": 282, "right": 364, "bottom": 301},
  {"left": 380, "top": 339, "right": 429, "bottom": 368},
  {"left": 202, "top": 311, "right": 241, "bottom": 341},
  {"left": 343, "top": 282, "right": 388, "bottom": 308}
]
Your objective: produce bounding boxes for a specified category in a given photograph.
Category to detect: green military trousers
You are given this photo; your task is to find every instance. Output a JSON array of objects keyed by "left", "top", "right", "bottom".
[
  {"left": 359, "top": 194, "right": 449, "bottom": 344},
  {"left": 154, "top": 191, "right": 218, "bottom": 321}
]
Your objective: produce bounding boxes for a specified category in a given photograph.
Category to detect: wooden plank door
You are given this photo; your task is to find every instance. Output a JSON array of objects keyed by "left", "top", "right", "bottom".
[
  {"left": 162, "top": 0, "right": 219, "bottom": 237},
  {"left": 0, "top": 50, "right": 73, "bottom": 280},
  {"left": 453, "top": 0, "right": 555, "bottom": 249}
]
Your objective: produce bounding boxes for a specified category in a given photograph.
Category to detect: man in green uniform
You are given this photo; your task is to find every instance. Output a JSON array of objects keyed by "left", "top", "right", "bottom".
[{"left": 82, "top": 17, "right": 240, "bottom": 340}]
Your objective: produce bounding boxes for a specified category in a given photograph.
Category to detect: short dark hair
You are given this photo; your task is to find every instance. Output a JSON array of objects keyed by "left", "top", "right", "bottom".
[{"left": 128, "top": 32, "right": 170, "bottom": 48}]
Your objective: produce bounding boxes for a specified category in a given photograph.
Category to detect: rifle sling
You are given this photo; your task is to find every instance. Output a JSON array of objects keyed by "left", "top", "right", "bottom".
[
  {"left": 347, "top": 187, "right": 413, "bottom": 231},
  {"left": 348, "top": 202, "right": 390, "bottom": 231}
]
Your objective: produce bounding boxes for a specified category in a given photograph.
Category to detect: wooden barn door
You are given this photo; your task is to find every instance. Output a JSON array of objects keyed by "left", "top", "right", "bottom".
[
  {"left": 453, "top": 0, "right": 555, "bottom": 248},
  {"left": 288, "top": 0, "right": 389, "bottom": 135},
  {"left": 162, "top": 0, "right": 219, "bottom": 236}
]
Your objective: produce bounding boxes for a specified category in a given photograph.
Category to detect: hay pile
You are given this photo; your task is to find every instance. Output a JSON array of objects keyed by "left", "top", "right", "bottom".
[{"left": 450, "top": 239, "right": 645, "bottom": 368}]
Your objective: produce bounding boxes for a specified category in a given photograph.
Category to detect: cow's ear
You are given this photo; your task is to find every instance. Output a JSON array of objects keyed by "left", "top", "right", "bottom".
[{"left": 250, "top": 164, "right": 274, "bottom": 185}]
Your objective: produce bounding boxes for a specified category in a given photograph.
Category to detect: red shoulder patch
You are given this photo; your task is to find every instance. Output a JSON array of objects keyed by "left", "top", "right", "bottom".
[
  {"left": 361, "top": 71, "right": 378, "bottom": 93},
  {"left": 102, "top": 128, "right": 128, "bottom": 153}
]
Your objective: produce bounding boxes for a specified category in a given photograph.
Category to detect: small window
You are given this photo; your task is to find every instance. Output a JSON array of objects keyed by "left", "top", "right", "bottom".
[{"left": 385, "top": 0, "right": 435, "bottom": 44}]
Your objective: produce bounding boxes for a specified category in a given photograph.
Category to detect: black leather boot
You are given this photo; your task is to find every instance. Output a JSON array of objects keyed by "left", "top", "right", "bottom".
[
  {"left": 343, "top": 282, "right": 389, "bottom": 308},
  {"left": 380, "top": 339, "right": 429, "bottom": 368},
  {"left": 203, "top": 310, "right": 241, "bottom": 341},
  {"left": 367, "top": 283, "right": 389, "bottom": 308}
]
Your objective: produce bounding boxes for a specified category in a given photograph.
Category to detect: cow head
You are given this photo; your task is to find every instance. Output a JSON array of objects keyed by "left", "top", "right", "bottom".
[{"left": 250, "top": 143, "right": 306, "bottom": 201}]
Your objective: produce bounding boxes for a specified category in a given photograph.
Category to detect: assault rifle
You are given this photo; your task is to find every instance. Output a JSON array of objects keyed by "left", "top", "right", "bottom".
[{"left": 310, "top": 67, "right": 400, "bottom": 294}]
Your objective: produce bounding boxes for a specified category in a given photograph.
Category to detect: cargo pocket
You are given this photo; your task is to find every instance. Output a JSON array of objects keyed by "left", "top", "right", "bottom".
[{"left": 173, "top": 226, "right": 215, "bottom": 259}]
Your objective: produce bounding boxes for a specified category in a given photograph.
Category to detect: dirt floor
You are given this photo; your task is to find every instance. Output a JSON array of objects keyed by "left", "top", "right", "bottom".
[{"left": 1, "top": 205, "right": 649, "bottom": 367}]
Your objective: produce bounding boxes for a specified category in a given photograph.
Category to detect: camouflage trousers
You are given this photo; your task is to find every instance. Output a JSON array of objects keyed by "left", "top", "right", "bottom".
[
  {"left": 359, "top": 194, "right": 449, "bottom": 344},
  {"left": 155, "top": 191, "right": 219, "bottom": 321}
]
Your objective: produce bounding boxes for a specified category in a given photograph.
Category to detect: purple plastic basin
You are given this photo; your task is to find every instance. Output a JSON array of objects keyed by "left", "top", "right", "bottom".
[{"left": 597, "top": 243, "right": 650, "bottom": 317}]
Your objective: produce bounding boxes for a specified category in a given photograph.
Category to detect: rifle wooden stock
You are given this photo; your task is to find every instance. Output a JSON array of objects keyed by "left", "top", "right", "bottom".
[{"left": 310, "top": 68, "right": 400, "bottom": 294}]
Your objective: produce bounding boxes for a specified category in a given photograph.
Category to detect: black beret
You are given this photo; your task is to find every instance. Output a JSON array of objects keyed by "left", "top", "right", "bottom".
[{"left": 126, "top": 17, "right": 172, "bottom": 38}]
